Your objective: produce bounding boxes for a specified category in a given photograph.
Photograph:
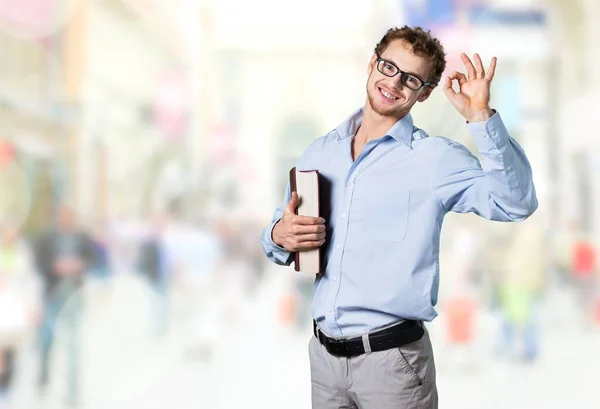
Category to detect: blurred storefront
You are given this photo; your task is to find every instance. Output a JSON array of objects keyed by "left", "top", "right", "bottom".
[
  {"left": 0, "top": 3, "right": 79, "bottom": 235},
  {"left": 204, "top": 0, "right": 377, "bottom": 220},
  {"left": 555, "top": 0, "right": 600, "bottom": 243},
  {"left": 1, "top": 0, "right": 599, "bottom": 241},
  {"left": 79, "top": 0, "right": 194, "bottom": 221}
]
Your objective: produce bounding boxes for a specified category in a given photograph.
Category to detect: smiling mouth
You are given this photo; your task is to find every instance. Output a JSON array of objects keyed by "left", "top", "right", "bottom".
[{"left": 378, "top": 87, "right": 399, "bottom": 101}]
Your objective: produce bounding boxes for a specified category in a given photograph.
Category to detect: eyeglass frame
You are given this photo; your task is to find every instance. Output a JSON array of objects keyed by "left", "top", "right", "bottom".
[{"left": 375, "top": 54, "right": 431, "bottom": 91}]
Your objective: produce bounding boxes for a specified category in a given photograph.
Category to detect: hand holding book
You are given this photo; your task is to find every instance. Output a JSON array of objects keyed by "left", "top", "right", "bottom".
[
  {"left": 272, "top": 191, "right": 326, "bottom": 252},
  {"left": 272, "top": 167, "right": 326, "bottom": 274}
]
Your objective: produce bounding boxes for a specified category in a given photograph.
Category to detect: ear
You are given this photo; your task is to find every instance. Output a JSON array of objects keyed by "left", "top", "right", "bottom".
[
  {"left": 417, "top": 85, "right": 435, "bottom": 103},
  {"left": 367, "top": 53, "right": 377, "bottom": 76}
]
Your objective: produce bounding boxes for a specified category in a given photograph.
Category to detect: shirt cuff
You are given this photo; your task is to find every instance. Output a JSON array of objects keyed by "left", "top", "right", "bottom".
[
  {"left": 262, "top": 218, "right": 293, "bottom": 264},
  {"left": 263, "top": 218, "right": 284, "bottom": 248},
  {"left": 466, "top": 111, "right": 510, "bottom": 153}
]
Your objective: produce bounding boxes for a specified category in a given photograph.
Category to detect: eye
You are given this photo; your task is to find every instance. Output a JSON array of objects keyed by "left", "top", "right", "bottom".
[
  {"left": 384, "top": 63, "right": 394, "bottom": 71},
  {"left": 406, "top": 76, "right": 419, "bottom": 84}
]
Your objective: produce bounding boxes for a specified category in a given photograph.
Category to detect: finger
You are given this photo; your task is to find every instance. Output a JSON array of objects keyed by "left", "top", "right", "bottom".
[
  {"left": 295, "top": 239, "right": 326, "bottom": 250},
  {"left": 460, "top": 53, "right": 476, "bottom": 80},
  {"left": 293, "top": 224, "right": 326, "bottom": 235},
  {"left": 486, "top": 57, "right": 497, "bottom": 81},
  {"left": 293, "top": 215, "right": 326, "bottom": 225},
  {"left": 291, "top": 224, "right": 325, "bottom": 236},
  {"left": 284, "top": 191, "right": 299, "bottom": 214},
  {"left": 448, "top": 71, "right": 468, "bottom": 86},
  {"left": 473, "top": 53, "right": 485, "bottom": 78},
  {"left": 296, "top": 232, "right": 327, "bottom": 243}
]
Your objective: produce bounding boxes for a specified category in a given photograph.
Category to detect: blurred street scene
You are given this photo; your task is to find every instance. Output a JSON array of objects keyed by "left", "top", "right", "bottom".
[{"left": 0, "top": 0, "right": 599, "bottom": 408}]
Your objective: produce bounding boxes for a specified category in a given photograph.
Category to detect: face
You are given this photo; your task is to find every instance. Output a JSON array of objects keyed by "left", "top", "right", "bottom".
[{"left": 366, "top": 39, "right": 434, "bottom": 119}]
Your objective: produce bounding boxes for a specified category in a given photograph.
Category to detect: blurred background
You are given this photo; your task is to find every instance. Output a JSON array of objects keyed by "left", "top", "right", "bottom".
[{"left": 0, "top": 0, "right": 599, "bottom": 408}]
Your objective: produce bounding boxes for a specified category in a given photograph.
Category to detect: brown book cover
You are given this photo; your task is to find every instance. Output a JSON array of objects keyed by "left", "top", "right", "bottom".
[{"left": 289, "top": 167, "right": 323, "bottom": 274}]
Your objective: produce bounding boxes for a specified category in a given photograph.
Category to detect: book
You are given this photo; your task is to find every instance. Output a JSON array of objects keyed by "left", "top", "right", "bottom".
[{"left": 289, "top": 167, "right": 323, "bottom": 274}]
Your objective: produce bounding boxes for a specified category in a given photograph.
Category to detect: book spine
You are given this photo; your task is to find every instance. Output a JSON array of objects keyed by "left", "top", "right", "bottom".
[
  {"left": 289, "top": 167, "right": 300, "bottom": 272},
  {"left": 316, "top": 170, "right": 323, "bottom": 274}
]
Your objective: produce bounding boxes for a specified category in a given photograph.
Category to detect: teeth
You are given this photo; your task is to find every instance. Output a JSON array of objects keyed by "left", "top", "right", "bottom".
[{"left": 381, "top": 89, "right": 398, "bottom": 100}]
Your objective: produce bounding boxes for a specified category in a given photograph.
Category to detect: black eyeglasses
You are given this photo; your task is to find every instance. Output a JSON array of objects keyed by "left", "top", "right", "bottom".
[{"left": 375, "top": 54, "right": 430, "bottom": 91}]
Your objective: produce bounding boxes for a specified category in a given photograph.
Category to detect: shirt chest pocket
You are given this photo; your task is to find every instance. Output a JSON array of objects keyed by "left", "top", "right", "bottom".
[{"left": 358, "top": 186, "right": 411, "bottom": 243}]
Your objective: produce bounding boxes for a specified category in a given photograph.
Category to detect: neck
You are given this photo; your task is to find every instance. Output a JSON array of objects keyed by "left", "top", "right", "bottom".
[{"left": 357, "top": 100, "right": 409, "bottom": 143}]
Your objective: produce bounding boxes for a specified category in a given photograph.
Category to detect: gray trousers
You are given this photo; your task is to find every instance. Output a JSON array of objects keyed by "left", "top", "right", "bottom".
[{"left": 309, "top": 328, "right": 438, "bottom": 409}]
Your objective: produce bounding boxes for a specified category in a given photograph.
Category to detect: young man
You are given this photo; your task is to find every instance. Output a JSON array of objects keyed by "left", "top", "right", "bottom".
[{"left": 261, "top": 26, "right": 537, "bottom": 409}]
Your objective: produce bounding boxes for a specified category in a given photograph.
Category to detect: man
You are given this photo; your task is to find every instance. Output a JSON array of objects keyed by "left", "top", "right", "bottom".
[
  {"left": 34, "top": 205, "right": 95, "bottom": 407},
  {"left": 261, "top": 26, "right": 537, "bottom": 409},
  {"left": 137, "top": 213, "right": 170, "bottom": 336}
]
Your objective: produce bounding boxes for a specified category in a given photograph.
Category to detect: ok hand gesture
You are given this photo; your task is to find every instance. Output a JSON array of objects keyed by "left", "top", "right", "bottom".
[{"left": 443, "top": 53, "right": 497, "bottom": 123}]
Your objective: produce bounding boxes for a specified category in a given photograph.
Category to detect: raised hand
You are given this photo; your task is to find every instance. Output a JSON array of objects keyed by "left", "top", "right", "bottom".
[{"left": 443, "top": 53, "right": 497, "bottom": 123}]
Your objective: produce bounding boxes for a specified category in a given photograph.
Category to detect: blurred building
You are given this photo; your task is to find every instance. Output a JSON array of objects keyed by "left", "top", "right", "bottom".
[
  {"left": 554, "top": 0, "right": 600, "bottom": 241},
  {"left": 0, "top": 2, "right": 81, "bottom": 235},
  {"left": 2, "top": 0, "right": 600, "bottom": 242},
  {"left": 201, "top": 0, "right": 379, "bottom": 220},
  {"left": 79, "top": 0, "right": 196, "bottom": 222}
]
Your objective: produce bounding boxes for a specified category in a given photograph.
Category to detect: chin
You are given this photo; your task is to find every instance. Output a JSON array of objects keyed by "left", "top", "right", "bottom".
[
  {"left": 368, "top": 96, "right": 406, "bottom": 117},
  {"left": 368, "top": 87, "right": 410, "bottom": 117}
]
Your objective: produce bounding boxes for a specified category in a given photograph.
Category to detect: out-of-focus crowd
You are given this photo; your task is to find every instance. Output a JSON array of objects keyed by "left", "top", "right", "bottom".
[
  {"left": 0, "top": 204, "right": 267, "bottom": 409},
  {"left": 0, "top": 204, "right": 599, "bottom": 409},
  {"left": 433, "top": 214, "right": 600, "bottom": 370}
]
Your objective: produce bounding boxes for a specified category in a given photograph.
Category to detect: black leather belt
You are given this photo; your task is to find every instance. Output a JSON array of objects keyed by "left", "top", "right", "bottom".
[{"left": 313, "top": 320, "right": 425, "bottom": 358}]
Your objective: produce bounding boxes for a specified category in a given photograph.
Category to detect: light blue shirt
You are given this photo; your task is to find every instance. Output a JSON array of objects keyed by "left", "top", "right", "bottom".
[{"left": 261, "top": 108, "right": 537, "bottom": 337}]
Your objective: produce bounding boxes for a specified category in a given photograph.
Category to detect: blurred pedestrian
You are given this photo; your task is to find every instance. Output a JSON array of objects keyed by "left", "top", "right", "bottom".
[
  {"left": 136, "top": 214, "right": 170, "bottom": 337},
  {"left": 33, "top": 205, "right": 95, "bottom": 407},
  {"left": 441, "top": 224, "right": 480, "bottom": 371},
  {"left": 88, "top": 221, "right": 112, "bottom": 283},
  {"left": 571, "top": 234, "right": 597, "bottom": 327},
  {"left": 497, "top": 219, "right": 545, "bottom": 362},
  {"left": 551, "top": 220, "right": 578, "bottom": 286},
  {"left": 0, "top": 220, "right": 40, "bottom": 407}
]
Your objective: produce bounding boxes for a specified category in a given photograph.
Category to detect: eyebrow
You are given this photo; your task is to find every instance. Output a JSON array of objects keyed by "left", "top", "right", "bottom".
[{"left": 379, "top": 55, "right": 424, "bottom": 80}]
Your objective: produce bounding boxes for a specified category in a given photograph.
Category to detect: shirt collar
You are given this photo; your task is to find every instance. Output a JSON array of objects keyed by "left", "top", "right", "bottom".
[{"left": 335, "top": 107, "right": 415, "bottom": 148}]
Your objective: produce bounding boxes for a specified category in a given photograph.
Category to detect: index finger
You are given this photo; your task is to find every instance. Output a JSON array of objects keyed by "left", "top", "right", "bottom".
[
  {"left": 448, "top": 71, "right": 468, "bottom": 85},
  {"left": 294, "top": 215, "right": 325, "bottom": 225}
]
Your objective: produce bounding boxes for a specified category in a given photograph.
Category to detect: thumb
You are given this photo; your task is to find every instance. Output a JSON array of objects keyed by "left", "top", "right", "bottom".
[{"left": 285, "top": 191, "right": 298, "bottom": 214}]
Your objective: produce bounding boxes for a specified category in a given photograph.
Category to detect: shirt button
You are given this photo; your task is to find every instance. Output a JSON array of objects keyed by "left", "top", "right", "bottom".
[
  {"left": 507, "top": 166, "right": 512, "bottom": 171},
  {"left": 347, "top": 182, "right": 354, "bottom": 187},
  {"left": 333, "top": 276, "right": 338, "bottom": 281},
  {"left": 341, "top": 213, "right": 346, "bottom": 219},
  {"left": 335, "top": 244, "right": 341, "bottom": 250}
]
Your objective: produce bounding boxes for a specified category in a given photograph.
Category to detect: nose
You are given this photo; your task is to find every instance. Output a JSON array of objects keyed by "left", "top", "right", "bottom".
[{"left": 390, "top": 77, "right": 404, "bottom": 92}]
